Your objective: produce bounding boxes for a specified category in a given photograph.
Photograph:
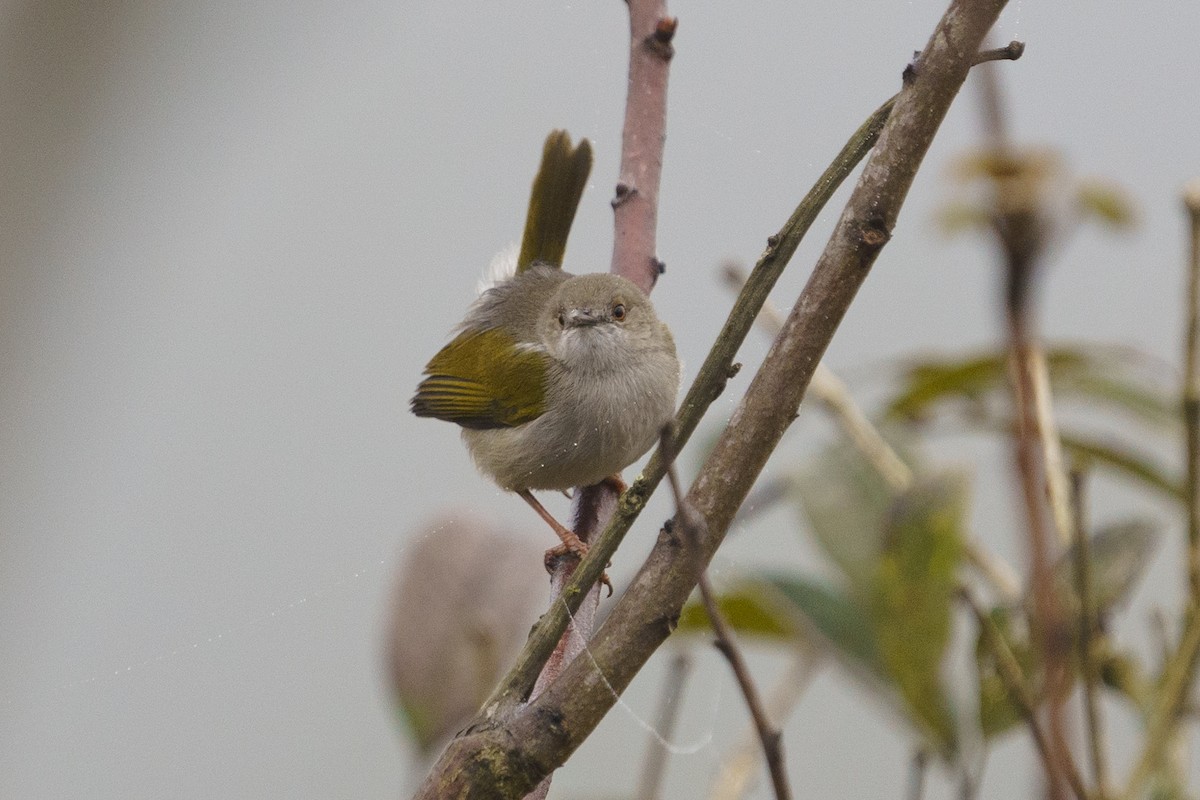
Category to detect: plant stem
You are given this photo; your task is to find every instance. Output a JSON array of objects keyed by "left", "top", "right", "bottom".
[
  {"left": 1071, "top": 471, "right": 1109, "bottom": 799},
  {"left": 962, "top": 589, "right": 1089, "bottom": 800},
  {"left": 659, "top": 429, "right": 792, "bottom": 800},
  {"left": 708, "top": 655, "right": 817, "bottom": 800},
  {"left": 635, "top": 651, "right": 693, "bottom": 800},
  {"left": 1183, "top": 180, "right": 1200, "bottom": 603}
]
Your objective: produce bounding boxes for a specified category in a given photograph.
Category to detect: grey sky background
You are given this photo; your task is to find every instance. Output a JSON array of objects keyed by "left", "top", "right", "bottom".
[{"left": 2, "top": 1, "right": 1198, "bottom": 798}]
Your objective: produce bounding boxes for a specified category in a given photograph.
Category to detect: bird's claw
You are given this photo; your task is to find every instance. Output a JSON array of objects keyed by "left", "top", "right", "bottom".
[{"left": 544, "top": 541, "right": 613, "bottom": 597}]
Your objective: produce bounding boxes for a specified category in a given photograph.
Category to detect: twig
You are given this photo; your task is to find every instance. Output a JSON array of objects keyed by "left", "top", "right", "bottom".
[
  {"left": 635, "top": 651, "right": 693, "bottom": 800},
  {"left": 1070, "top": 470, "right": 1110, "bottom": 799},
  {"left": 907, "top": 750, "right": 930, "bottom": 800},
  {"left": 708, "top": 654, "right": 817, "bottom": 800},
  {"left": 972, "top": 40, "right": 1025, "bottom": 65},
  {"left": 961, "top": 589, "right": 1089, "bottom": 800},
  {"left": 611, "top": 4, "right": 675, "bottom": 293},
  {"left": 659, "top": 429, "right": 791, "bottom": 800},
  {"left": 412, "top": 11, "right": 1020, "bottom": 793},
  {"left": 1183, "top": 179, "right": 1200, "bottom": 602},
  {"left": 1121, "top": 609, "right": 1200, "bottom": 798},
  {"left": 1121, "top": 179, "right": 1200, "bottom": 800},
  {"left": 1031, "top": 343, "right": 1076, "bottom": 547},
  {"left": 981, "top": 44, "right": 1073, "bottom": 797}
]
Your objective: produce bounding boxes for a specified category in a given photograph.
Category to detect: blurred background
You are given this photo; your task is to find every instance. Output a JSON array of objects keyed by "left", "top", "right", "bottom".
[{"left": 2, "top": 1, "right": 1198, "bottom": 797}]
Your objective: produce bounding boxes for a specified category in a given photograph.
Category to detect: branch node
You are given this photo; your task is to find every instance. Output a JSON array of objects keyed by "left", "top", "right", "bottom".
[
  {"left": 644, "top": 17, "right": 677, "bottom": 60},
  {"left": 858, "top": 219, "right": 891, "bottom": 250},
  {"left": 612, "top": 181, "right": 637, "bottom": 208},
  {"left": 972, "top": 40, "right": 1027, "bottom": 66}
]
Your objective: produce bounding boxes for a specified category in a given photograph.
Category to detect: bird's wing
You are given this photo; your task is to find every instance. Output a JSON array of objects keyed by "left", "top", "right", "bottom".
[{"left": 410, "top": 327, "right": 548, "bottom": 430}]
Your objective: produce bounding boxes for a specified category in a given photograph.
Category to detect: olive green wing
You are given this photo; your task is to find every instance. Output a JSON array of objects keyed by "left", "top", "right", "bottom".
[
  {"left": 410, "top": 328, "right": 548, "bottom": 429},
  {"left": 516, "top": 130, "right": 593, "bottom": 272}
]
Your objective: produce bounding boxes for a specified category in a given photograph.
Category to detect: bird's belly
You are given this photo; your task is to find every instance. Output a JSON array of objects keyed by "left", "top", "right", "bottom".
[{"left": 462, "top": 362, "right": 675, "bottom": 491}]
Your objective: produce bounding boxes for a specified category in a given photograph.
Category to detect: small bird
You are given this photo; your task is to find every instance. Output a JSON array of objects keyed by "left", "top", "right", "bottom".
[{"left": 411, "top": 131, "right": 680, "bottom": 565}]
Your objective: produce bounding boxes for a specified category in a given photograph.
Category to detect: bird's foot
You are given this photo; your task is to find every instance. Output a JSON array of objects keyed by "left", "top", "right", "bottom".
[
  {"left": 600, "top": 474, "right": 627, "bottom": 496},
  {"left": 544, "top": 535, "right": 612, "bottom": 597}
]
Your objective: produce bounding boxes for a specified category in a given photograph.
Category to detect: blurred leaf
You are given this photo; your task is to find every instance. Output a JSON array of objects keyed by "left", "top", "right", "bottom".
[
  {"left": 868, "top": 473, "right": 967, "bottom": 754},
  {"left": 885, "top": 345, "right": 1176, "bottom": 431},
  {"left": 677, "top": 576, "right": 806, "bottom": 644},
  {"left": 1076, "top": 180, "right": 1136, "bottom": 228},
  {"left": 937, "top": 202, "right": 991, "bottom": 235},
  {"left": 885, "top": 349, "right": 1087, "bottom": 422},
  {"left": 1060, "top": 433, "right": 1183, "bottom": 502},
  {"left": 1099, "top": 648, "right": 1149, "bottom": 710},
  {"left": 1053, "top": 519, "right": 1162, "bottom": 618},
  {"left": 792, "top": 441, "right": 895, "bottom": 590},
  {"left": 975, "top": 607, "right": 1037, "bottom": 739},
  {"left": 762, "top": 573, "right": 883, "bottom": 676},
  {"left": 386, "top": 514, "right": 548, "bottom": 754}
]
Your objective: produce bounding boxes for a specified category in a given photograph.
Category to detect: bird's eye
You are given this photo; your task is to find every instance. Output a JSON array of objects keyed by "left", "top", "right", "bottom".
[
  {"left": 612, "top": 303, "right": 627, "bottom": 321},
  {"left": 557, "top": 312, "right": 565, "bottom": 327}
]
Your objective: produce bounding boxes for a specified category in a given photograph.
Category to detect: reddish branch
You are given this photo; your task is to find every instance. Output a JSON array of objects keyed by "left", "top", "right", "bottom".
[{"left": 525, "top": 2, "right": 675, "bottom": 798}]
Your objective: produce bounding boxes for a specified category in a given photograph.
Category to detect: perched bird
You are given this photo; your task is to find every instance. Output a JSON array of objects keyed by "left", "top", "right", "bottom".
[{"left": 411, "top": 131, "right": 680, "bottom": 564}]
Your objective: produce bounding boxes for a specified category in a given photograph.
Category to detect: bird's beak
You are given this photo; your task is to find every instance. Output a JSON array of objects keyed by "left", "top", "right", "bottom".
[{"left": 566, "top": 309, "right": 603, "bottom": 327}]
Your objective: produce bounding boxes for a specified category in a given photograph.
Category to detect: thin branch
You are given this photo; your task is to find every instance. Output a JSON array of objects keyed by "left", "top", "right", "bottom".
[
  {"left": 972, "top": 40, "right": 1025, "bottom": 65},
  {"left": 708, "top": 655, "right": 817, "bottom": 800},
  {"left": 1031, "top": 343, "right": 1076, "bottom": 547},
  {"left": 412, "top": 7, "right": 1019, "bottom": 793},
  {"left": 1121, "top": 609, "right": 1200, "bottom": 798},
  {"left": 1071, "top": 470, "right": 1110, "bottom": 799},
  {"left": 907, "top": 750, "right": 930, "bottom": 800},
  {"left": 981, "top": 45, "right": 1073, "bottom": 798},
  {"left": 1121, "top": 179, "right": 1200, "bottom": 800},
  {"left": 961, "top": 589, "right": 1089, "bottom": 800},
  {"left": 635, "top": 651, "right": 693, "bottom": 800},
  {"left": 660, "top": 429, "right": 791, "bottom": 800},
  {"left": 611, "top": 4, "right": 675, "bottom": 293},
  {"left": 1183, "top": 179, "right": 1200, "bottom": 603}
]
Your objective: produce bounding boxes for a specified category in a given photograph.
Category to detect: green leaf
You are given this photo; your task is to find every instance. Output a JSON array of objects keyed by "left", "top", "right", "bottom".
[
  {"left": 974, "top": 607, "right": 1037, "bottom": 739},
  {"left": 884, "top": 349, "right": 1088, "bottom": 422},
  {"left": 1053, "top": 519, "right": 1162, "bottom": 618},
  {"left": 676, "top": 576, "right": 806, "bottom": 644},
  {"left": 867, "top": 473, "right": 967, "bottom": 754},
  {"left": 885, "top": 345, "right": 1176, "bottom": 432},
  {"left": 1076, "top": 180, "right": 1137, "bottom": 228},
  {"left": 761, "top": 573, "right": 883, "bottom": 676},
  {"left": 1059, "top": 434, "right": 1183, "bottom": 502},
  {"left": 792, "top": 440, "right": 895, "bottom": 590}
]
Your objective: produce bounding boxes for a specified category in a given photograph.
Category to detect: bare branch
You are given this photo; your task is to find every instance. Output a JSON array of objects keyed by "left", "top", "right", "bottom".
[
  {"left": 660, "top": 428, "right": 791, "bottom": 800},
  {"left": 611, "top": 2, "right": 675, "bottom": 293},
  {"left": 635, "top": 651, "right": 693, "bottom": 800}
]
